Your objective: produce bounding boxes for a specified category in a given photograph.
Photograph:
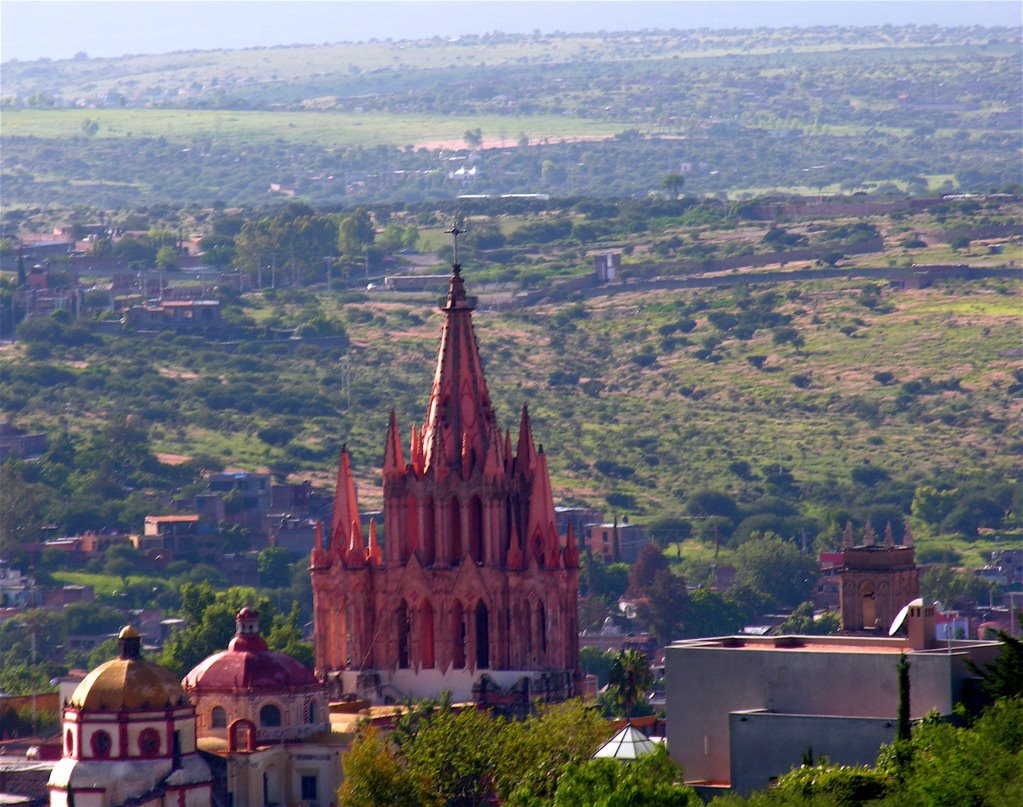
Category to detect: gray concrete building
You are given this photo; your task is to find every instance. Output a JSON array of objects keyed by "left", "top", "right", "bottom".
[{"left": 665, "top": 605, "right": 1003, "bottom": 797}]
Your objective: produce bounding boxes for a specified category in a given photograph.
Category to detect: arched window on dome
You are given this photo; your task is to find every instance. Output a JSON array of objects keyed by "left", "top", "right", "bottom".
[
  {"left": 396, "top": 600, "right": 411, "bottom": 669},
  {"left": 90, "top": 730, "right": 112, "bottom": 759},
  {"left": 65, "top": 729, "right": 74, "bottom": 757},
  {"left": 259, "top": 704, "right": 282, "bottom": 728},
  {"left": 138, "top": 728, "right": 161, "bottom": 758},
  {"left": 211, "top": 706, "right": 227, "bottom": 728},
  {"left": 304, "top": 698, "right": 316, "bottom": 724}
]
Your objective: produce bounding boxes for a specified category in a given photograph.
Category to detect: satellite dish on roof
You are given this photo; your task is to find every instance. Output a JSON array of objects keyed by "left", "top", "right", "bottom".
[{"left": 888, "top": 597, "right": 925, "bottom": 636}]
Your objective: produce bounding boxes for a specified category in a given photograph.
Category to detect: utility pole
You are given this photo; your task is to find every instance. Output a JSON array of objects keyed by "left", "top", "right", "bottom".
[{"left": 340, "top": 354, "right": 352, "bottom": 409}]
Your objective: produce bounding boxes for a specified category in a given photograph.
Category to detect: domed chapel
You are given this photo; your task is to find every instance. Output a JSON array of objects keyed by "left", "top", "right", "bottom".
[
  {"left": 47, "top": 626, "right": 213, "bottom": 807},
  {"left": 311, "top": 256, "right": 581, "bottom": 707}
]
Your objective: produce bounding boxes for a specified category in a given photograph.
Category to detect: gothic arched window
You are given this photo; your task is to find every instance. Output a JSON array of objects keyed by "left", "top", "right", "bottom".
[
  {"left": 475, "top": 601, "right": 490, "bottom": 669},
  {"left": 397, "top": 600, "right": 411, "bottom": 669},
  {"left": 452, "top": 600, "right": 466, "bottom": 669},
  {"left": 421, "top": 600, "right": 436, "bottom": 669}
]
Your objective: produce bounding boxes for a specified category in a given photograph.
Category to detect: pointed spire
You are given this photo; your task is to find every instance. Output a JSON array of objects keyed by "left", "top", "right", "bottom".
[
  {"left": 383, "top": 410, "right": 405, "bottom": 477},
  {"left": 345, "top": 520, "right": 366, "bottom": 567},
  {"left": 311, "top": 521, "right": 327, "bottom": 568},
  {"left": 516, "top": 404, "right": 536, "bottom": 476},
  {"left": 884, "top": 521, "right": 895, "bottom": 548},
  {"left": 331, "top": 447, "right": 362, "bottom": 557},
  {"left": 483, "top": 436, "right": 503, "bottom": 483},
  {"left": 367, "top": 518, "right": 382, "bottom": 566},
  {"left": 863, "top": 520, "right": 876, "bottom": 546},
  {"left": 421, "top": 262, "right": 498, "bottom": 477},
  {"left": 842, "top": 520, "right": 855, "bottom": 548},
  {"left": 903, "top": 521, "right": 914, "bottom": 547},
  {"left": 507, "top": 521, "right": 523, "bottom": 569},
  {"left": 410, "top": 424, "right": 424, "bottom": 476},
  {"left": 525, "top": 448, "right": 560, "bottom": 569}
]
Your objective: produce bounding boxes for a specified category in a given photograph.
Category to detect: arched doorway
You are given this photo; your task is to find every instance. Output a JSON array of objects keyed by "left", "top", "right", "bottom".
[{"left": 861, "top": 582, "right": 877, "bottom": 628}]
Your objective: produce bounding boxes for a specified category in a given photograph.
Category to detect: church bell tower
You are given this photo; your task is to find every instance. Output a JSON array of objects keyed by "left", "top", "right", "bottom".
[{"left": 311, "top": 252, "right": 580, "bottom": 707}]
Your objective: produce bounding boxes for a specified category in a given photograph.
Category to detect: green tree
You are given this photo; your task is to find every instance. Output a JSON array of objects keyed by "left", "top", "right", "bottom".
[
  {"left": 661, "top": 173, "right": 686, "bottom": 200},
  {"left": 338, "top": 724, "right": 426, "bottom": 807},
  {"left": 911, "top": 485, "right": 958, "bottom": 525},
  {"left": 684, "top": 589, "right": 745, "bottom": 638},
  {"left": 776, "top": 601, "right": 840, "bottom": 636},
  {"left": 635, "top": 569, "right": 690, "bottom": 646},
  {"left": 463, "top": 128, "right": 483, "bottom": 149},
  {"left": 159, "top": 586, "right": 272, "bottom": 675},
  {"left": 607, "top": 650, "right": 653, "bottom": 718},
  {"left": 338, "top": 208, "right": 376, "bottom": 256},
  {"left": 402, "top": 703, "right": 500, "bottom": 807},
  {"left": 966, "top": 632, "right": 1023, "bottom": 701},
  {"left": 580, "top": 647, "right": 617, "bottom": 688},
  {"left": 257, "top": 546, "right": 291, "bottom": 588},
  {"left": 0, "top": 461, "right": 51, "bottom": 562},
  {"left": 552, "top": 745, "right": 700, "bottom": 807},
  {"left": 155, "top": 244, "right": 179, "bottom": 271},
  {"left": 494, "top": 699, "right": 610, "bottom": 803},
  {"left": 733, "top": 536, "right": 817, "bottom": 610},
  {"left": 265, "top": 602, "right": 314, "bottom": 669}
]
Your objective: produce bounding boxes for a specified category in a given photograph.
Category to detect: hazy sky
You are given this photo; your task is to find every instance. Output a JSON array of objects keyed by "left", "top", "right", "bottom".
[{"left": 2, "top": 1, "right": 1019, "bottom": 62}]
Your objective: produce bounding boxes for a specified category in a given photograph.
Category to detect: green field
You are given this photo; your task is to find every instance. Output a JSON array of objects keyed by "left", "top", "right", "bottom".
[{"left": 1, "top": 108, "right": 623, "bottom": 148}]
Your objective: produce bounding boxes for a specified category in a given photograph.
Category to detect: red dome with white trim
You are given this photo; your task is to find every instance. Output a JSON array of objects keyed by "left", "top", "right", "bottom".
[{"left": 182, "top": 609, "right": 318, "bottom": 692}]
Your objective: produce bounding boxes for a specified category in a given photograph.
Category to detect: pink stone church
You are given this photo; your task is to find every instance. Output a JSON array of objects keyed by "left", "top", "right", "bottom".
[{"left": 311, "top": 263, "right": 581, "bottom": 707}]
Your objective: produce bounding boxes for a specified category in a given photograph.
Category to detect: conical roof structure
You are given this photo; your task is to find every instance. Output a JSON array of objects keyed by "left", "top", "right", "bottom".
[{"left": 593, "top": 724, "right": 659, "bottom": 760}]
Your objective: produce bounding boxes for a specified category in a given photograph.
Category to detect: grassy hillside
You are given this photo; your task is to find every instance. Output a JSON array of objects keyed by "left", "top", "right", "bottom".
[
  {"left": 0, "top": 108, "right": 621, "bottom": 149},
  {"left": 4, "top": 276, "right": 1018, "bottom": 528}
]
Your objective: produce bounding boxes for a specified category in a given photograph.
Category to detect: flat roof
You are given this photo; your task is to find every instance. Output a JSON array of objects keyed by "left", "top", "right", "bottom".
[{"left": 669, "top": 635, "right": 1003, "bottom": 655}]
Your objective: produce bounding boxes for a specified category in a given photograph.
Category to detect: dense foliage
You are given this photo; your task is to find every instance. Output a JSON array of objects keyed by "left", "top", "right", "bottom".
[{"left": 338, "top": 698, "right": 613, "bottom": 807}]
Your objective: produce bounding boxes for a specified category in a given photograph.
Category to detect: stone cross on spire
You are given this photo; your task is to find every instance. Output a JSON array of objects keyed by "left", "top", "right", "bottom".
[{"left": 446, "top": 224, "right": 465, "bottom": 269}]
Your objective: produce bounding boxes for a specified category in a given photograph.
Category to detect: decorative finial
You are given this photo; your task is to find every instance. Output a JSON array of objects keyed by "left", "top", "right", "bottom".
[{"left": 446, "top": 224, "right": 465, "bottom": 271}]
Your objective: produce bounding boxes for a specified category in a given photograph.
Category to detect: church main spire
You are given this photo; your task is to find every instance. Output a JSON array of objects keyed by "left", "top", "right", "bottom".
[
  {"left": 421, "top": 250, "right": 499, "bottom": 476},
  {"left": 313, "top": 240, "right": 580, "bottom": 706}
]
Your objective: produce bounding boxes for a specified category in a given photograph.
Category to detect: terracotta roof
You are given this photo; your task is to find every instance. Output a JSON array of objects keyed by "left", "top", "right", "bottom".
[{"left": 183, "top": 618, "right": 317, "bottom": 693}]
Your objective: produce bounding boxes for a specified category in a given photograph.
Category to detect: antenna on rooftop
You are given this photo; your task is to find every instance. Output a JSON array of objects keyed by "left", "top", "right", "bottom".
[{"left": 888, "top": 597, "right": 924, "bottom": 636}]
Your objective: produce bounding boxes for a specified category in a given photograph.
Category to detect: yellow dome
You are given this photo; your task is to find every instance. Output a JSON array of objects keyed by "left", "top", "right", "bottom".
[
  {"left": 70, "top": 657, "right": 186, "bottom": 711},
  {"left": 69, "top": 626, "right": 186, "bottom": 711}
]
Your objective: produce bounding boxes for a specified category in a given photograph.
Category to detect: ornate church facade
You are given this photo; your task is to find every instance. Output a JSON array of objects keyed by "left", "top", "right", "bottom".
[{"left": 311, "top": 263, "right": 580, "bottom": 706}]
